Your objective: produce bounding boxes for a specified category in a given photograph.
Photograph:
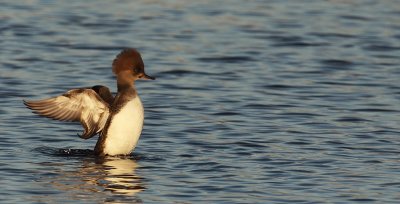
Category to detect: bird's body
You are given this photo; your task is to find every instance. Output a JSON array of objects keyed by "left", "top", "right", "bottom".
[
  {"left": 24, "top": 48, "right": 155, "bottom": 156},
  {"left": 95, "top": 88, "right": 144, "bottom": 156}
]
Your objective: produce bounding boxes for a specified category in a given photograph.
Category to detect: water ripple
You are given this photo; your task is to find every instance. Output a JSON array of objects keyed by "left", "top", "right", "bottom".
[{"left": 1, "top": 0, "right": 400, "bottom": 203}]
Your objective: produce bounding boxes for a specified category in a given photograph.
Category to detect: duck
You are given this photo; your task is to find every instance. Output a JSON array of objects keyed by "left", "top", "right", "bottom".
[{"left": 24, "top": 48, "right": 155, "bottom": 156}]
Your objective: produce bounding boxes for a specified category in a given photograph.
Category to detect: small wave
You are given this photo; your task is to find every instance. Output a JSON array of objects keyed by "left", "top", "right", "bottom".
[
  {"left": 32, "top": 146, "right": 165, "bottom": 161},
  {"left": 33, "top": 146, "right": 94, "bottom": 157},
  {"left": 335, "top": 117, "right": 372, "bottom": 123},
  {"left": 196, "top": 56, "right": 254, "bottom": 63},
  {"left": 319, "top": 59, "right": 354, "bottom": 67},
  {"left": 158, "top": 69, "right": 210, "bottom": 76}
]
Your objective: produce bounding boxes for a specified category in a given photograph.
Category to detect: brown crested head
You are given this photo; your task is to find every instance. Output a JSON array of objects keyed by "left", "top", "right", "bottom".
[{"left": 112, "top": 48, "right": 155, "bottom": 80}]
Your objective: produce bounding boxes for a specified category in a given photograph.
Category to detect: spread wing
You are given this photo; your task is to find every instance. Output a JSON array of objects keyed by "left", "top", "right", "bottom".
[{"left": 24, "top": 86, "right": 113, "bottom": 139}]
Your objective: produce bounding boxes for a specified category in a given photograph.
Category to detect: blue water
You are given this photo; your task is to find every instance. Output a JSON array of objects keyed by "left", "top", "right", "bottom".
[{"left": 1, "top": 0, "right": 400, "bottom": 203}]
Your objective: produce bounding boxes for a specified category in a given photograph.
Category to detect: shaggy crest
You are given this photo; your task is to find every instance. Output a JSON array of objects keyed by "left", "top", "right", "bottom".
[{"left": 112, "top": 48, "right": 144, "bottom": 74}]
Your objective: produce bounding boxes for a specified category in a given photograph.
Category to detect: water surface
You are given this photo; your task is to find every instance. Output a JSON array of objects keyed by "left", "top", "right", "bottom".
[{"left": 1, "top": 0, "right": 400, "bottom": 203}]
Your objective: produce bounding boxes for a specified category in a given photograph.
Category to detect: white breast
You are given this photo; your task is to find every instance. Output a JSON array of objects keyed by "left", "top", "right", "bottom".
[{"left": 103, "top": 96, "right": 144, "bottom": 156}]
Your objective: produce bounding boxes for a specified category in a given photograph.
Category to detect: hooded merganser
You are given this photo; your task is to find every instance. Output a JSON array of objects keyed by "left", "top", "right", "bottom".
[{"left": 24, "top": 48, "right": 155, "bottom": 156}]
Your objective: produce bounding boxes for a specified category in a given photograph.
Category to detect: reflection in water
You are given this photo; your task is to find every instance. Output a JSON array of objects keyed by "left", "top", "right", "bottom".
[
  {"left": 101, "top": 158, "right": 145, "bottom": 196},
  {"left": 31, "top": 156, "right": 145, "bottom": 203}
]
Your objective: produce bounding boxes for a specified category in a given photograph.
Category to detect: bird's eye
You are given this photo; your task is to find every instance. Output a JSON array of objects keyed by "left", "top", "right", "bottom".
[{"left": 134, "top": 67, "right": 140, "bottom": 73}]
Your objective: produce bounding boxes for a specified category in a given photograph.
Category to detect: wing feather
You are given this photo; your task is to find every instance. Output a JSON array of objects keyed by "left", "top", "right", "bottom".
[{"left": 24, "top": 87, "right": 112, "bottom": 139}]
